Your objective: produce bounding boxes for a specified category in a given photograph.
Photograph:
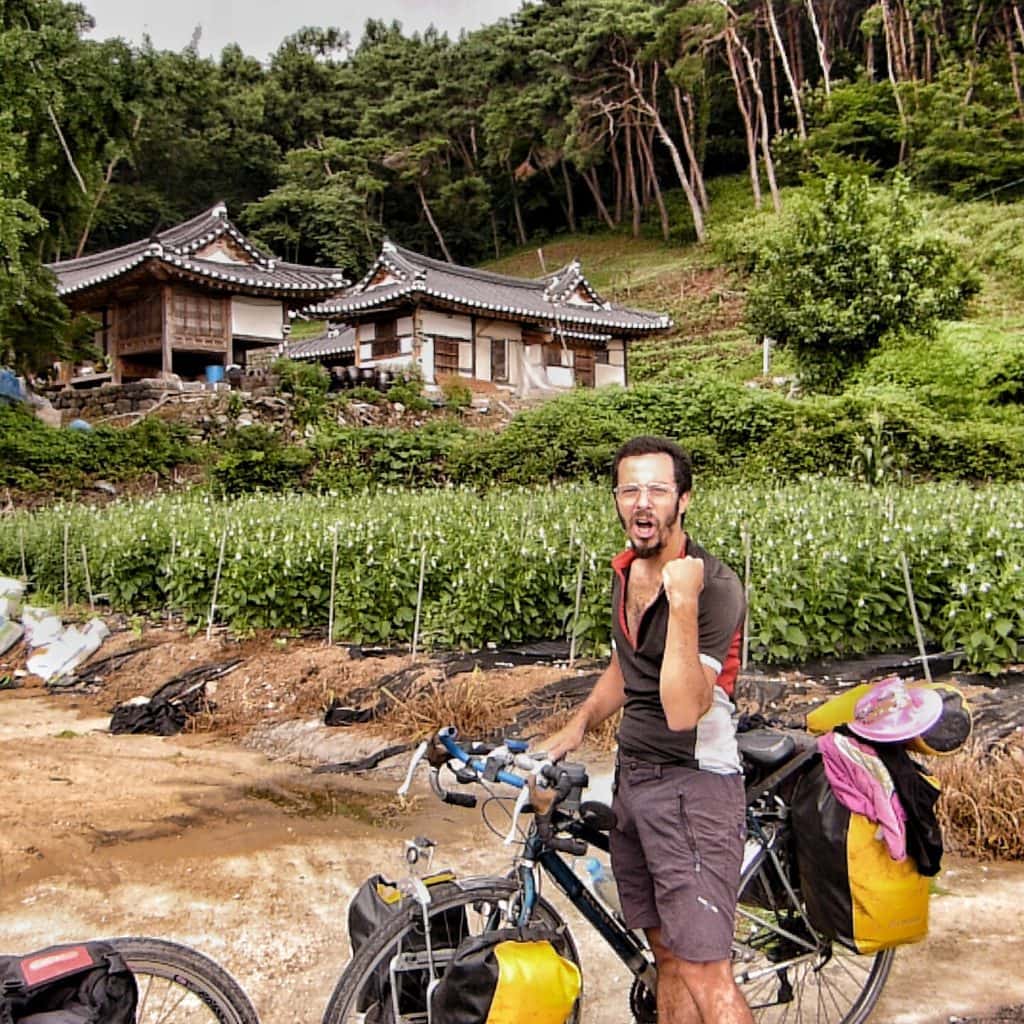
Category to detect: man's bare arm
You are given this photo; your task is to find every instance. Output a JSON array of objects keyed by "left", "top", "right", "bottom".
[
  {"left": 660, "top": 556, "right": 715, "bottom": 730},
  {"left": 542, "top": 651, "right": 626, "bottom": 760}
]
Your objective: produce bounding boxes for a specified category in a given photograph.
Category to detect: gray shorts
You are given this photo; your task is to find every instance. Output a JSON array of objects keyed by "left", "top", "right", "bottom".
[{"left": 609, "top": 757, "right": 746, "bottom": 963}]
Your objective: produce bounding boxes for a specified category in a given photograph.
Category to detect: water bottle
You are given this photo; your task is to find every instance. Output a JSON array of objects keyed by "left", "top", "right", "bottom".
[{"left": 582, "top": 856, "right": 624, "bottom": 922}]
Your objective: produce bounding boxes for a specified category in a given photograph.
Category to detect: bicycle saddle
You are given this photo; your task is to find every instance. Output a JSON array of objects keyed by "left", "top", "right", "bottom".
[{"left": 737, "top": 729, "right": 796, "bottom": 769}]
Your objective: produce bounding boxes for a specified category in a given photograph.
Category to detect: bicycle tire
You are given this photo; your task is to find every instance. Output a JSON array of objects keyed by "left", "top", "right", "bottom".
[
  {"left": 109, "top": 936, "right": 260, "bottom": 1024},
  {"left": 321, "top": 877, "right": 581, "bottom": 1024},
  {"left": 732, "top": 846, "right": 895, "bottom": 1024}
]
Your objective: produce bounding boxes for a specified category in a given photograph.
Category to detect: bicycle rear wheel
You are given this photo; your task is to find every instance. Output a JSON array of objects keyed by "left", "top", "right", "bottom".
[
  {"left": 110, "top": 937, "right": 260, "bottom": 1024},
  {"left": 321, "top": 877, "right": 580, "bottom": 1024},
  {"left": 732, "top": 842, "right": 895, "bottom": 1024}
]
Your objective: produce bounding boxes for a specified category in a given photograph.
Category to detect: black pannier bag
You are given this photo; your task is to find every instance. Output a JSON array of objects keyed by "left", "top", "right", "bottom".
[
  {"left": 429, "top": 927, "right": 580, "bottom": 1024},
  {"left": 0, "top": 942, "right": 137, "bottom": 1024},
  {"left": 348, "top": 872, "right": 467, "bottom": 1023},
  {"left": 790, "top": 760, "right": 931, "bottom": 954}
]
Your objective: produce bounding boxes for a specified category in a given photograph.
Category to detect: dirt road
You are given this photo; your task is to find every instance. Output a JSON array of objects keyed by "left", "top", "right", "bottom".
[{"left": 1, "top": 687, "right": 1022, "bottom": 1024}]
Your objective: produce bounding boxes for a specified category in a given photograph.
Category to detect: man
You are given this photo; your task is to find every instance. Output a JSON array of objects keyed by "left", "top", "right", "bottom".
[{"left": 545, "top": 435, "right": 752, "bottom": 1024}]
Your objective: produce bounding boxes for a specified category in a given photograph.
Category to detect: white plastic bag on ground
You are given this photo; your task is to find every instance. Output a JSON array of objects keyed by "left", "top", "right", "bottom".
[
  {"left": 25, "top": 617, "right": 110, "bottom": 683},
  {"left": 0, "top": 577, "right": 24, "bottom": 620},
  {"left": 0, "top": 616, "right": 23, "bottom": 656},
  {"left": 21, "top": 607, "right": 63, "bottom": 648}
]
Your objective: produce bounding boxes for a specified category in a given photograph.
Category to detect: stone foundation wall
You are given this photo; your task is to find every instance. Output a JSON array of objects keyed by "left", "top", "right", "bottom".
[{"left": 39, "top": 374, "right": 279, "bottom": 424}]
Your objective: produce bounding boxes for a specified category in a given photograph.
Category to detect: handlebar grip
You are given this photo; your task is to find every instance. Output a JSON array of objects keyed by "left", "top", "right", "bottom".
[{"left": 443, "top": 791, "right": 478, "bottom": 808}]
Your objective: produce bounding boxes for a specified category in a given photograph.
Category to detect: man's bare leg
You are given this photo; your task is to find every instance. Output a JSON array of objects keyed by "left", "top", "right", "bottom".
[
  {"left": 648, "top": 928, "right": 700, "bottom": 1024},
  {"left": 648, "top": 927, "right": 754, "bottom": 1024}
]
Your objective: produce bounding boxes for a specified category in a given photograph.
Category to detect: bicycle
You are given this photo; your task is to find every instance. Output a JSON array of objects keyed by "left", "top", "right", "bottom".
[
  {"left": 4, "top": 936, "right": 260, "bottom": 1024},
  {"left": 322, "top": 725, "right": 895, "bottom": 1024}
]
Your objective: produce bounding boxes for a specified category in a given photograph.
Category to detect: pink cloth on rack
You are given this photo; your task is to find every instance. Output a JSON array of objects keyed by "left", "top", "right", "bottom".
[{"left": 818, "top": 731, "right": 907, "bottom": 860}]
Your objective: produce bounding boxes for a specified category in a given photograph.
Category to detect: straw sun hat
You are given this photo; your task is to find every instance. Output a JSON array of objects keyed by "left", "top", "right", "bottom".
[{"left": 847, "top": 676, "right": 944, "bottom": 744}]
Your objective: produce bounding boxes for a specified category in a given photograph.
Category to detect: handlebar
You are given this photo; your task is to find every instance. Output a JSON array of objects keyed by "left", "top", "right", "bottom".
[{"left": 399, "top": 726, "right": 590, "bottom": 856}]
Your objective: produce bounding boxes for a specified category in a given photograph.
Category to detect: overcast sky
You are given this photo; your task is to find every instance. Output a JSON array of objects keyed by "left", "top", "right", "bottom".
[{"left": 80, "top": 0, "right": 526, "bottom": 60}]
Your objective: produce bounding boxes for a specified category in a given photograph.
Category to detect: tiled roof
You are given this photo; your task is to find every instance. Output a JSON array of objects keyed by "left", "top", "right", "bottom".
[
  {"left": 305, "top": 241, "right": 671, "bottom": 335},
  {"left": 279, "top": 326, "right": 357, "bottom": 360},
  {"left": 47, "top": 203, "right": 349, "bottom": 299}
]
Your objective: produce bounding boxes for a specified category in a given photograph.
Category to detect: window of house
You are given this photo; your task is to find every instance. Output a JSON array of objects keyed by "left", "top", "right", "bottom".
[
  {"left": 544, "top": 343, "right": 564, "bottom": 367},
  {"left": 117, "top": 292, "right": 162, "bottom": 341},
  {"left": 371, "top": 319, "right": 399, "bottom": 357},
  {"left": 170, "top": 289, "right": 224, "bottom": 338}
]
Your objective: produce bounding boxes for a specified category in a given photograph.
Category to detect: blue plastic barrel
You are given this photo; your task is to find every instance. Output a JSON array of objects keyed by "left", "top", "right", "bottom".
[{"left": 205, "top": 365, "right": 225, "bottom": 384}]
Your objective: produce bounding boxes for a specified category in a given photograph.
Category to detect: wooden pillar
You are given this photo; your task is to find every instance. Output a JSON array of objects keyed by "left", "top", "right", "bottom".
[
  {"left": 161, "top": 284, "right": 172, "bottom": 379},
  {"left": 224, "top": 295, "right": 234, "bottom": 365},
  {"left": 110, "top": 303, "right": 122, "bottom": 384},
  {"left": 412, "top": 303, "right": 425, "bottom": 380}
]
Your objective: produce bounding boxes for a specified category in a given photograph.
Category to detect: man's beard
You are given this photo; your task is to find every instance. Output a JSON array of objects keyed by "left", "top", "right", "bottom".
[{"left": 619, "top": 507, "right": 675, "bottom": 558}]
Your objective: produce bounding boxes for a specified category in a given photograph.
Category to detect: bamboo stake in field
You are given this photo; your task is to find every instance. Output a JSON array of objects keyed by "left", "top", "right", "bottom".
[
  {"left": 80, "top": 544, "right": 95, "bottom": 610},
  {"left": 411, "top": 542, "right": 427, "bottom": 657},
  {"left": 168, "top": 532, "right": 177, "bottom": 626},
  {"left": 327, "top": 526, "right": 339, "bottom": 647},
  {"left": 18, "top": 527, "right": 27, "bottom": 580},
  {"left": 900, "top": 549, "right": 933, "bottom": 683},
  {"left": 206, "top": 528, "right": 229, "bottom": 642},
  {"left": 741, "top": 524, "right": 752, "bottom": 670},
  {"left": 569, "top": 542, "right": 586, "bottom": 668},
  {"left": 63, "top": 522, "right": 70, "bottom": 608}
]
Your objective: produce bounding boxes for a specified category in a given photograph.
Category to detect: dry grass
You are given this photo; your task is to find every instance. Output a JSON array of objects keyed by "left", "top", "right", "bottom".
[
  {"left": 372, "top": 666, "right": 520, "bottom": 741},
  {"left": 932, "top": 735, "right": 1024, "bottom": 860}
]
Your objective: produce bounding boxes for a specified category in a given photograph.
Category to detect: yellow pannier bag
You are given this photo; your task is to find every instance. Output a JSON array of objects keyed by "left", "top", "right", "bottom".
[
  {"left": 430, "top": 926, "right": 580, "bottom": 1024},
  {"left": 791, "top": 761, "right": 931, "bottom": 954}
]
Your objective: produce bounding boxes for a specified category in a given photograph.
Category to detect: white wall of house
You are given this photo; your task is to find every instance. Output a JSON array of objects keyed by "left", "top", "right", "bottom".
[
  {"left": 421, "top": 311, "right": 472, "bottom": 338},
  {"left": 595, "top": 363, "right": 626, "bottom": 387},
  {"left": 595, "top": 339, "right": 626, "bottom": 386},
  {"left": 231, "top": 297, "right": 284, "bottom": 340}
]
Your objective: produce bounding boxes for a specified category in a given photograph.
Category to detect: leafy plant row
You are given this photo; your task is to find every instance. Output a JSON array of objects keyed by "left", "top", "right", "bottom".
[{"left": 3, "top": 480, "right": 1022, "bottom": 674}]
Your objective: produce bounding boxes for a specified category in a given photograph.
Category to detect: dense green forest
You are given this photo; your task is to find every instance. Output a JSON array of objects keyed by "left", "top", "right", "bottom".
[{"left": 3, "top": 0, "right": 1024, "bottom": 369}]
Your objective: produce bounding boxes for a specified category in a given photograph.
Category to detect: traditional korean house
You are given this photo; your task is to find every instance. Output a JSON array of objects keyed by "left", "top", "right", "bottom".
[
  {"left": 301, "top": 241, "right": 671, "bottom": 391},
  {"left": 46, "top": 203, "right": 349, "bottom": 383}
]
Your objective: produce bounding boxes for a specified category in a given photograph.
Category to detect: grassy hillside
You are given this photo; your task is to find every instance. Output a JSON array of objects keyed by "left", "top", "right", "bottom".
[{"left": 482, "top": 176, "right": 1024, "bottom": 398}]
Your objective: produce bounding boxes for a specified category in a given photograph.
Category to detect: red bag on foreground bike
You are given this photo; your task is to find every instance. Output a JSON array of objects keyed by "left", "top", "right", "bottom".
[
  {"left": 429, "top": 927, "right": 580, "bottom": 1024},
  {"left": 0, "top": 942, "right": 137, "bottom": 1024}
]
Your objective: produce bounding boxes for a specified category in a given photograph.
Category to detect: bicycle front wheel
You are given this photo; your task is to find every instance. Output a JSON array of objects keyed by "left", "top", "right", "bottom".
[
  {"left": 732, "top": 849, "right": 895, "bottom": 1024},
  {"left": 322, "top": 877, "right": 580, "bottom": 1024},
  {"left": 110, "top": 936, "right": 260, "bottom": 1024}
]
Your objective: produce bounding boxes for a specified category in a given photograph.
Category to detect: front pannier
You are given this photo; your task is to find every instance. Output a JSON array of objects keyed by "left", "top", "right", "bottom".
[
  {"left": 429, "top": 927, "right": 580, "bottom": 1024},
  {"left": 348, "top": 872, "right": 467, "bottom": 1023},
  {"left": 790, "top": 761, "right": 931, "bottom": 955}
]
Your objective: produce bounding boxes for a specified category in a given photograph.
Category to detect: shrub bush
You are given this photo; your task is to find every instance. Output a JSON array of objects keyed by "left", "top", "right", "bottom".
[
  {"left": 209, "top": 425, "right": 312, "bottom": 496},
  {"left": 0, "top": 404, "right": 198, "bottom": 492},
  {"left": 271, "top": 358, "right": 330, "bottom": 427},
  {"left": 744, "top": 175, "right": 980, "bottom": 392}
]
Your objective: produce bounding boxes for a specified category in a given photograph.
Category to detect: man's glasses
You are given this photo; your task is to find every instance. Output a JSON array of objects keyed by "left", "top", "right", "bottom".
[{"left": 613, "top": 482, "right": 677, "bottom": 504}]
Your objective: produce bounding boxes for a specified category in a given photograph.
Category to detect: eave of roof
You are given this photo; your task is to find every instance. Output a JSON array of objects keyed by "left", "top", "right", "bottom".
[
  {"left": 306, "top": 282, "right": 669, "bottom": 334},
  {"left": 308, "top": 240, "right": 671, "bottom": 334},
  {"left": 46, "top": 203, "right": 349, "bottom": 299},
  {"left": 280, "top": 326, "right": 357, "bottom": 360}
]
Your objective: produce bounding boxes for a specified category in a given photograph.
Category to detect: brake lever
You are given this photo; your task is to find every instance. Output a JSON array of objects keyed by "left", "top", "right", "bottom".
[{"left": 397, "top": 739, "right": 429, "bottom": 798}]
